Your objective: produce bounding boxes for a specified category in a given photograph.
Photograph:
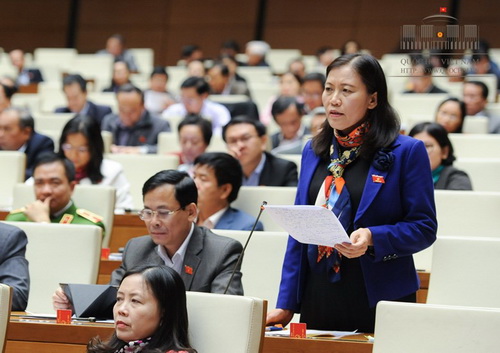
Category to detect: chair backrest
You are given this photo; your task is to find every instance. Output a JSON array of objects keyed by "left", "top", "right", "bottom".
[
  {"left": 0, "top": 283, "right": 12, "bottom": 353},
  {"left": 462, "top": 116, "right": 489, "bottom": 134},
  {"left": 11, "top": 183, "right": 116, "bottom": 248},
  {"left": 212, "top": 229, "right": 288, "bottom": 311},
  {"left": 1, "top": 221, "right": 102, "bottom": 313},
  {"left": 276, "top": 154, "right": 302, "bottom": 174},
  {"left": 449, "top": 133, "right": 500, "bottom": 159},
  {"left": 267, "top": 49, "right": 302, "bottom": 75},
  {"left": 186, "top": 292, "right": 265, "bottom": 353},
  {"left": 105, "top": 154, "right": 179, "bottom": 210},
  {"left": 453, "top": 158, "right": 500, "bottom": 192},
  {"left": 231, "top": 186, "right": 297, "bottom": 231},
  {"left": 391, "top": 93, "right": 449, "bottom": 125},
  {"left": 434, "top": 190, "right": 500, "bottom": 236},
  {"left": 426, "top": 236, "right": 500, "bottom": 308},
  {"left": 0, "top": 152, "right": 26, "bottom": 209},
  {"left": 373, "top": 301, "right": 500, "bottom": 353},
  {"left": 128, "top": 48, "right": 154, "bottom": 75}
]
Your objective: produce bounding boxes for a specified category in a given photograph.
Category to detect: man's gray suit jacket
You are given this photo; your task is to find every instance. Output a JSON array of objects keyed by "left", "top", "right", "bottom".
[{"left": 110, "top": 225, "right": 244, "bottom": 295}]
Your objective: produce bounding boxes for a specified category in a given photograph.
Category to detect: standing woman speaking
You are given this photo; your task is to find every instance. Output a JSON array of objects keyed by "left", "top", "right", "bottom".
[{"left": 266, "top": 54, "right": 437, "bottom": 332}]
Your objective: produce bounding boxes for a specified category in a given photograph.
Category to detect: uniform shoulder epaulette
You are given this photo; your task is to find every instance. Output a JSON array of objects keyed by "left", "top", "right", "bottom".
[
  {"left": 76, "top": 208, "right": 104, "bottom": 223},
  {"left": 9, "top": 207, "right": 26, "bottom": 214}
]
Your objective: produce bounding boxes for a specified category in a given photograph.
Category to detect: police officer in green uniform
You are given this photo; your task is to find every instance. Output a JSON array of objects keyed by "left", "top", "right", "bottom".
[{"left": 6, "top": 153, "right": 105, "bottom": 237}]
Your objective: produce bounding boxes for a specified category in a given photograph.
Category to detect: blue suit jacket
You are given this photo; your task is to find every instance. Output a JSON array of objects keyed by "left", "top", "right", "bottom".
[
  {"left": 276, "top": 135, "right": 437, "bottom": 310},
  {"left": 24, "top": 132, "right": 55, "bottom": 180},
  {"left": 215, "top": 207, "right": 264, "bottom": 231},
  {"left": 55, "top": 101, "right": 113, "bottom": 126},
  {"left": 0, "top": 223, "right": 30, "bottom": 310}
]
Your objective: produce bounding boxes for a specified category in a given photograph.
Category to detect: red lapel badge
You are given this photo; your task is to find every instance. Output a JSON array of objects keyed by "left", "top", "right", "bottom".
[
  {"left": 372, "top": 174, "right": 385, "bottom": 183},
  {"left": 139, "top": 135, "right": 146, "bottom": 143},
  {"left": 184, "top": 265, "right": 193, "bottom": 275}
]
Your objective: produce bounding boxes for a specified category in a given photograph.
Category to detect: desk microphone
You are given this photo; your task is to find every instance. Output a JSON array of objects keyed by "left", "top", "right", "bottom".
[{"left": 223, "top": 201, "right": 267, "bottom": 294}]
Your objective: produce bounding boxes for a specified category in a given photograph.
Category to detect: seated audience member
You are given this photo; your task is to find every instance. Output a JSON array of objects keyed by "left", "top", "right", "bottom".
[
  {"left": 315, "top": 46, "right": 336, "bottom": 72},
  {"left": 463, "top": 81, "right": 500, "bottom": 133},
  {"left": 180, "top": 44, "right": 204, "bottom": 65},
  {"left": 144, "top": 66, "right": 177, "bottom": 115},
  {"left": 9, "top": 49, "right": 44, "bottom": 85},
  {"left": 58, "top": 115, "right": 134, "bottom": 211},
  {"left": 409, "top": 122, "right": 472, "bottom": 190},
  {"left": 220, "top": 39, "right": 244, "bottom": 66},
  {"left": 270, "top": 96, "right": 309, "bottom": 154},
  {"left": 96, "top": 33, "right": 138, "bottom": 72},
  {"left": 55, "top": 74, "right": 112, "bottom": 126},
  {"left": 162, "top": 77, "right": 231, "bottom": 135},
  {"left": 288, "top": 58, "right": 306, "bottom": 79},
  {"left": 435, "top": 97, "right": 466, "bottom": 133},
  {"left": 340, "top": 40, "right": 362, "bottom": 55},
  {"left": 102, "top": 84, "right": 171, "bottom": 154},
  {"left": 0, "top": 80, "right": 17, "bottom": 113},
  {"left": 447, "top": 65, "right": 466, "bottom": 83},
  {"left": 86, "top": 265, "right": 195, "bottom": 353},
  {"left": 309, "top": 106, "right": 327, "bottom": 137},
  {"left": 6, "top": 153, "right": 107, "bottom": 232},
  {"left": 245, "top": 41, "right": 271, "bottom": 67},
  {"left": 206, "top": 62, "right": 251, "bottom": 97},
  {"left": 302, "top": 73, "right": 326, "bottom": 114},
  {"left": 186, "top": 60, "right": 206, "bottom": 78},
  {"left": 176, "top": 115, "right": 212, "bottom": 176},
  {"left": 193, "top": 152, "right": 264, "bottom": 231},
  {"left": 53, "top": 169, "right": 243, "bottom": 312},
  {"left": 261, "top": 71, "right": 303, "bottom": 125},
  {"left": 404, "top": 61, "right": 447, "bottom": 94},
  {"left": 220, "top": 55, "right": 247, "bottom": 83},
  {"left": 0, "top": 107, "right": 54, "bottom": 180},
  {"left": 223, "top": 116, "right": 298, "bottom": 186},
  {"left": 0, "top": 222, "right": 30, "bottom": 311},
  {"left": 103, "top": 61, "right": 132, "bottom": 93},
  {"left": 468, "top": 40, "right": 500, "bottom": 90}
]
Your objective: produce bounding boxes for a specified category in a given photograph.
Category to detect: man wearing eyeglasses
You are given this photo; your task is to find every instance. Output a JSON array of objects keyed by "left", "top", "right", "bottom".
[
  {"left": 53, "top": 169, "right": 243, "bottom": 311},
  {"left": 0, "top": 107, "right": 54, "bottom": 180},
  {"left": 223, "top": 116, "right": 298, "bottom": 187},
  {"left": 6, "top": 153, "right": 105, "bottom": 233}
]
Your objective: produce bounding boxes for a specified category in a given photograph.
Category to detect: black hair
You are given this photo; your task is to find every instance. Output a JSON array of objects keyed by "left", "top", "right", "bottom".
[
  {"left": 271, "top": 96, "right": 303, "bottom": 121},
  {"left": 222, "top": 116, "right": 267, "bottom": 142},
  {"left": 150, "top": 66, "right": 169, "bottom": 79},
  {"left": 177, "top": 115, "right": 213, "bottom": 146},
  {"left": 180, "top": 77, "right": 210, "bottom": 95},
  {"left": 0, "top": 83, "right": 17, "bottom": 99},
  {"left": 313, "top": 54, "right": 401, "bottom": 159},
  {"left": 116, "top": 83, "right": 144, "bottom": 103},
  {"left": 302, "top": 72, "right": 326, "bottom": 87},
  {"left": 142, "top": 170, "right": 197, "bottom": 207},
  {"left": 58, "top": 115, "right": 104, "bottom": 183},
  {"left": 408, "top": 122, "right": 456, "bottom": 166},
  {"left": 109, "top": 33, "right": 126, "bottom": 45},
  {"left": 33, "top": 152, "right": 76, "bottom": 182},
  {"left": 221, "top": 40, "right": 240, "bottom": 53},
  {"left": 63, "top": 74, "right": 87, "bottom": 93},
  {"left": 435, "top": 97, "right": 466, "bottom": 133},
  {"left": 194, "top": 152, "right": 242, "bottom": 203},
  {"left": 316, "top": 46, "right": 334, "bottom": 58},
  {"left": 86, "top": 265, "right": 196, "bottom": 353},
  {"left": 181, "top": 45, "right": 201, "bottom": 59},
  {"left": 465, "top": 80, "right": 489, "bottom": 100},
  {"left": 208, "top": 62, "right": 230, "bottom": 77}
]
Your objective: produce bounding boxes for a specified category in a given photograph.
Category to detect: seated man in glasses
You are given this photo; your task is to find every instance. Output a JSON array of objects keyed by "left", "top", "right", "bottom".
[
  {"left": 6, "top": 153, "right": 105, "bottom": 233},
  {"left": 52, "top": 169, "right": 243, "bottom": 310}
]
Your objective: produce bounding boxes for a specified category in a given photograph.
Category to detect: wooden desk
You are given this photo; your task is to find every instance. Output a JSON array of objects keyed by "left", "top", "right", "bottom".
[
  {"left": 6, "top": 315, "right": 372, "bottom": 353},
  {"left": 108, "top": 213, "right": 147, "bottom": 252}
]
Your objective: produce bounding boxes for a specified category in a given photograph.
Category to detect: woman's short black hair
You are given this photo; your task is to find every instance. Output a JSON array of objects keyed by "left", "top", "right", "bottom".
[
  {"left": 58, "top": 114, "right": 104, "bottom": 183},
  {"left": 435, "top": 97, "right": 466, "bottom": 133},
  {"left": 87, "top": 265, "right": 195, "bottom": 353},
  {"left": 408, "top": 122, "right": 456, "bottom": 166},
  {"left": 177, "top": 114, "right": 213, "bottom": 146},
  {"left": 313, "top": 54, "right": 401, "bottom": 159},
  {"left": 142, "top": 169, "right": 198, "bottom": 207}
]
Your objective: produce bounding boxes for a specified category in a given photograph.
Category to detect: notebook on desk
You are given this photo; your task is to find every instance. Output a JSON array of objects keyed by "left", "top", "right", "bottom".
[{"left": 60, "top": 283, "right": 117, "bottom": 320}]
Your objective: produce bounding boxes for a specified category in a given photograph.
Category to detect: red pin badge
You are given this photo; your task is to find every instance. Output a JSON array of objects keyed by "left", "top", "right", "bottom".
[
  {"left": 184, "top": 265, "right": 193, "bottom": 275},
  {"left": 372, "top": 174, "right": 385, "bottom": 183}
]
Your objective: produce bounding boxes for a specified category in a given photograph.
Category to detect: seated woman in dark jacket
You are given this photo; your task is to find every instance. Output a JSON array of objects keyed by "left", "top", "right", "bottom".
[{"left": 409, "top": 122, "right": 472, "bottom": 190}]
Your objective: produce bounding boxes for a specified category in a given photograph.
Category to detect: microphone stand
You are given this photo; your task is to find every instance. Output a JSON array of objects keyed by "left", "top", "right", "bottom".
[{"left": 223, "top": 201, "right": 267, "bottom": 294}]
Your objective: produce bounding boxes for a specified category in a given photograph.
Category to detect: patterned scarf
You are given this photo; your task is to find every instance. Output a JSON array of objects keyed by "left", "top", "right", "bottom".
[
  {"left": 115, "top": 338, "right": 151, "bottom": 353},
  {"left": 308, "top": 122, "right": 368, "bottom": 282}
]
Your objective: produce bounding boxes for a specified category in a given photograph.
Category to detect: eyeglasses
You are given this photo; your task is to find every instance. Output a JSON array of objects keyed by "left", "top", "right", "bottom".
[
  {"left": 61, "top": 144, "right": 89, "bottom": 153},
  {"left": 138, "top": 208, "right": 183, "bottom": 221},
  {"left": 226, "top": 134, "right": 259, "bottom": 147}
]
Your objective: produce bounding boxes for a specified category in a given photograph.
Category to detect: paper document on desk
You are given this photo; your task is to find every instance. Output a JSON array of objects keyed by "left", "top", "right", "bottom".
[{"left": 264, "top": 205, "right": 350, "bottom": 246}]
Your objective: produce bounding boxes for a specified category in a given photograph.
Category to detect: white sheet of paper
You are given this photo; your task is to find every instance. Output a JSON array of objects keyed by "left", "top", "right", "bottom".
[{"left": 264, "top": 205, "right": 350, "bottom": 246}]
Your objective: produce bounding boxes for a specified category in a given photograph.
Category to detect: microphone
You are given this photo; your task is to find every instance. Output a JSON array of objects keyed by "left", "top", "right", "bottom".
[{"left": 223, "top": 201, "right": 267, "bottom": 294}]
